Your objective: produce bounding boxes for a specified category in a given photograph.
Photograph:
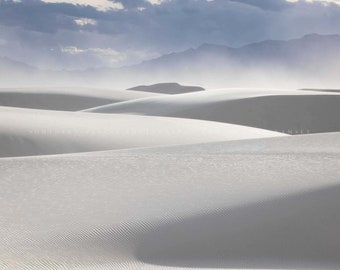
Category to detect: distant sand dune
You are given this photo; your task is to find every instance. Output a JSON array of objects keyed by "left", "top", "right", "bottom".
[
  {"left": 0, "top": 106, "right": 284, "bottom": 157},
  {"left": 86, "top": 89, "right": 340, "bottom": 134},
  {"left": 0, "top": 87, "right": 162, "bottom": 111},
  {"left": 128, "top": 82, "right": 205, "bottom": 94}
]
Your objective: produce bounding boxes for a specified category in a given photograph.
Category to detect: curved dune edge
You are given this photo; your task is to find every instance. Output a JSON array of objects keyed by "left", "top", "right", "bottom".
[
  {"left": 85, "top": 89, "right": 340, "bottom": 134},
  {"left": 0, "top": 87, "right": 163, "bottom": 111},
  {"left": 0, "top": 106, "right": 285, "bottom": 158},
  {"left": 0, "top": 132, "right": 339, "bottom": 269},
  {"left": 113, "top": 131, "right": 340, "bottom": 155}
]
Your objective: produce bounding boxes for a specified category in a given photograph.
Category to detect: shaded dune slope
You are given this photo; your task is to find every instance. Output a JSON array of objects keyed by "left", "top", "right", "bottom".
[
  {"left": 0, "top": 106, "right": 284, "bottom": 157},
  {"left": 137, "top": 185, "right": 340, "bottom": 269},
  {"left": 86, "top": 89, "right": 340, "bottom": 134},
  {"left": 0, "top": 87, "right": 162, "bottom": 111}
]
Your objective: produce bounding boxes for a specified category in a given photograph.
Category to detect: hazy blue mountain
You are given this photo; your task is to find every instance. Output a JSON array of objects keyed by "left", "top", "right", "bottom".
[
  {"left": 2, "top": 34, "right": 340, "bottom": 88},
  {"left": 133, "top": 34, "right": 340, "bottom": 71},
  {"left": 108, "top": 33, "right": 340, "bottom": 88}
]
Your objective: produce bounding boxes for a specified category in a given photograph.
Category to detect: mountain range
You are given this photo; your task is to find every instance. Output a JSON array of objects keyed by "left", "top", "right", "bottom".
[{"left": 1, "top": 33, "right": 340, "bottom": 88}]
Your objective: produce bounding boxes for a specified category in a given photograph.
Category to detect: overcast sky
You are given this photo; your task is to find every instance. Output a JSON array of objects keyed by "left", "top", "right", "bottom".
[{"left": 0, "top": 0, "right": 340, "bottom": 69}]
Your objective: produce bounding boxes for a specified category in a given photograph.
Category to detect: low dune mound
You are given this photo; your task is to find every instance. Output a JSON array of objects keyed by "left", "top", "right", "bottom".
[
  {"left": 0, "top": 87, "right": 162, "bottom": 111},
  {"left": 128, "top": 82, "right": 205, "bottom": 94},
  {"left": 86, "top": 89, "right": 340, "bottom": 134},
  {"left": 0, "top": 106, "right": 284, "bottom": 158},
  {"left": 1, "top": 133, "right": 339, "bottom": 269}
]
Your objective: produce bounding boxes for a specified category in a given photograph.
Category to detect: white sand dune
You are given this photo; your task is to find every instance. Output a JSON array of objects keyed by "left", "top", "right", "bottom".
[
  {"left": 85, "top": 88, "right": 340, "bottom": 134},
  {"left": 1, "top": 86, "right": 340, "bottom": 269},
  {"left": 0, "top": 106, "right": 284, "bottom": 157},
  {"left": 0, "top": 87, "right": 162, "bottom": 111},
  {"left": 1, "top": 132, "right": 339, "bottom": 269}
]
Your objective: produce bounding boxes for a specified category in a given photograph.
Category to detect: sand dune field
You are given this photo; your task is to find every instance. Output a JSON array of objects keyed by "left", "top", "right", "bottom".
[{"left": 1, "top": 86, "right": 339, "bottom": 270}]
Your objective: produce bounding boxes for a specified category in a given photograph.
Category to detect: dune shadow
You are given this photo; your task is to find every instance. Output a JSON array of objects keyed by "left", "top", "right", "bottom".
[
  {"left": 0, "top": 92, "right": 115, "bottom": 111},
  {"left": 135, "top": 185, "right": 340, "bottom": 269},
  {"left": 93, "top": 94, "right": 340, "bottom": 135},
  {"left": 175, "top": 95, "right": 340, "bottom": 134}
]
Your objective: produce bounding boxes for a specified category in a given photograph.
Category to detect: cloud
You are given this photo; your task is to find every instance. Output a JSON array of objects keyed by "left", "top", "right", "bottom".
[
  {"left": 145, "top": 0, "right": 171, "bottom": 5},
  {"left": 74, "top": 18, "right": 97, "bottom": 26},
  {"left": 1, "top": 0, "right": 340, "bottom": 69},
  {"left": 41, "top": 0, "right": 124, "bottom": 11},
  {"left": 288, "top": 0, "right": 340, "bottom": 4}
]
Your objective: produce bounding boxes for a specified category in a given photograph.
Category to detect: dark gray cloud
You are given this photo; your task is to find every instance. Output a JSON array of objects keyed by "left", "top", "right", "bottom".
[
  {"left": 0, "top": 0, "right": 107, "bottom": 33},
  {"left": 0, "top": 0, "right": 340, "bottom": 69}
]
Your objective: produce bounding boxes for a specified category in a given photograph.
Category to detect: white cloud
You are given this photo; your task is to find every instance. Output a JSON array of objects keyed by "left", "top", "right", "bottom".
[
  {"left": 74, "top": 18, "right": 97, "bottom": 26},
  {"left": 286, "top": 0, "right": 340, "bottom": 5},
  {"left": 41, "top": 0, "right": 124, "bottom": 11},
  {"left": 146, "top": 0, "right": 170, "bottom": 5},
  {"left": 308, "top": 0, "right": 340, "bottom": 4},
  {"left": 61, "top": 46, "right": 84, "bottom": 55}
]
